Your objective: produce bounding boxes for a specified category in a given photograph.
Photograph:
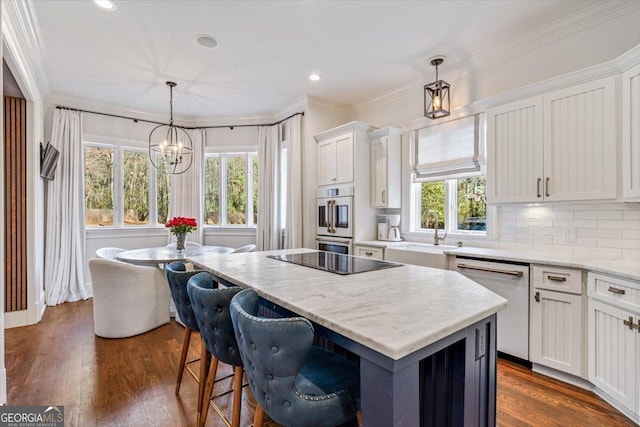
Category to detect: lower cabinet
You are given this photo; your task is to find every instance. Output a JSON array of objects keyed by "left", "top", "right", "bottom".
[
  {"left": 588, "top": 272, "right": 640, "bottom": 421},
  {"left": 530, "top": 265, "right": 584, "bottom": 377},
  {"left": 354, "top": 245, "right": 384, "bottom": 260}
]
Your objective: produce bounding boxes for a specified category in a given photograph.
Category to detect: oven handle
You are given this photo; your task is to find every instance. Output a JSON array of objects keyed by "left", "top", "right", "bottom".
[
  {"left": 457, "top": 263, "right": 524, "bottom": 277},
  {"left": 330, "top": 200, "right": 336, "bottom": 233},
  {"left": 326, "top": 201, "right": 332, "bottom": 233},
  {"left": 315, "top": 237, "right": 351, "bottom": 245}
]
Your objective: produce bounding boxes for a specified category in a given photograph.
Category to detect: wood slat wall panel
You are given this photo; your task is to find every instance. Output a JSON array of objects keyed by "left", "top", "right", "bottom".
[{"left": 4, "top": 96, "right": 27, "bottom": 312}]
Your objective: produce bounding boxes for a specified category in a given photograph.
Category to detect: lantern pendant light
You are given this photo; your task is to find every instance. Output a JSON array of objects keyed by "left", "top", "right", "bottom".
[{"left": 424, "top": 56, "right": 450, "bottom": 119}]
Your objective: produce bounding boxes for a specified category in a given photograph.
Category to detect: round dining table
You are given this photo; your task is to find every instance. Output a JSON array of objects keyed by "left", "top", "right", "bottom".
[{"left": 116, "top": 245, "right": 235, "bottom": 266}]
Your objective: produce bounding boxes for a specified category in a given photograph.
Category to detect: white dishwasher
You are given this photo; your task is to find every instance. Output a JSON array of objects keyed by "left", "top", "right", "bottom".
[{"left": 454, "top": 257, "right": 530, "bottom": 361}]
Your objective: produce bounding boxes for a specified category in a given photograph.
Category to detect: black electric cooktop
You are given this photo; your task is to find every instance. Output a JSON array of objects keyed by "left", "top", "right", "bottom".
[{"left": 267, "top": 251, "right": 402, "bottom": 275}]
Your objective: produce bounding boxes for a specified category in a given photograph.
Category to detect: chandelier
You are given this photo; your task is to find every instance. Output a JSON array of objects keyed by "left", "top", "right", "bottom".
[
  {"left": 424, "top": 56, "right": 450, "bottom": 120},
  {"left": 148, "top": 81, "right": 193, "bottom": 174}
]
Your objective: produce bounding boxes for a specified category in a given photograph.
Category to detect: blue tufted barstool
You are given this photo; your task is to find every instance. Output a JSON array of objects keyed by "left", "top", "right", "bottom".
[
  {"left": 165, "top": 262, "right": 205, "bottom": 407},
  {"left": 187, "top": 272, "right": 244, "bottom": 427},
  {"left": 230, "top": 289, "right": 361, "bottom": 427}
]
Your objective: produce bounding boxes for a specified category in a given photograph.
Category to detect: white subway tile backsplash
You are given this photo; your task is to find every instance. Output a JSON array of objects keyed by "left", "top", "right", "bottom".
[
  {"left": 495, "top": 202, "right": 640, "bottom": 260},
  {"left": 575, "top": 210, "right": 623, "bottom": 220}
]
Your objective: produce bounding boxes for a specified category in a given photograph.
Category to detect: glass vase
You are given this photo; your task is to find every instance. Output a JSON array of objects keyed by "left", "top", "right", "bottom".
[{"left": 175, "top": 232, "right": 187, "bottom": 254}]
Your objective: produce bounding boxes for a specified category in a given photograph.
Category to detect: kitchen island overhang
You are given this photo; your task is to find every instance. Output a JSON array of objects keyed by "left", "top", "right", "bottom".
[{"left": 189, "top": 249, "right": 507, "bottom": 427}]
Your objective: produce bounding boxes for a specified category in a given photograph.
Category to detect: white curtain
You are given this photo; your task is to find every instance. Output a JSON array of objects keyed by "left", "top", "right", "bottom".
[
  {"left": 283, "top": 115, "right": 303, "bottom": 249},
  {"left": 169, "top": 128, "right": 205, "bottom": 244},
  {"left": 44, "top": 109, "right": 89, "bottom": 305},
  {"left": 256, "top": 125, "right": 281, "bottom": 250}
]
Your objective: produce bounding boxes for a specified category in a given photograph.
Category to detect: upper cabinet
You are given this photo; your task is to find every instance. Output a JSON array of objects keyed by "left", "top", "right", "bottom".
[
  {"left": 486, "top": 76, "right": 616, "bottom": 204},
  {"left": 622, "top": 63, "right": 640, "bottom": 201},
  {"left": 317, "top": 133, "right": 354, "bottom": 186},
  {"left": 369, "top": 127, "right": 402, "bottom": 208}
]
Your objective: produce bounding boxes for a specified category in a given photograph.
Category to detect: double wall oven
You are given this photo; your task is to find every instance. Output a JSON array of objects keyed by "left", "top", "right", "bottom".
[{"left": 316, "top": 186, "right": 353, "bottom": 254}]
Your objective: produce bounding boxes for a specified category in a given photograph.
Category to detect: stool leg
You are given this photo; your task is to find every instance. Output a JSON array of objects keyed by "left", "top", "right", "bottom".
[
  {"left": 198, "top": 356, "right": 219, "bottom": 427},
  {"left": 253, "top": 405, "right": 265, "bottom": 427},
  {"left": 175, "top": 328, "right": 192, "bottom": 395},
  {"left": 197, "top": 340, "right": 211, "bottom": 425},
  {"left": 231, "top": 366, "right": 243, "bottom": 427},
  {"left": 356, "top": 411, "right": 362, "bottom": 427}
]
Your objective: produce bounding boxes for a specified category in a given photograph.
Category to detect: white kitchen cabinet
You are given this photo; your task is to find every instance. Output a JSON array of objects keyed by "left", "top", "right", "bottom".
[
  {"left": 622, "top": 62, "right": 640, "bottom": 201},
  {"left": 530, "top": 265, "right": 584, "bottom": 377},
  {"left": 368, "top": 127, "right": 402, "bottom": 208},
  {"left": 486, "top": 76, "right": 616, "bottom": 203},
  {"left": 354, "top": 245, "right": 384, "bottom": 260},
  {"left": 317, "top": 133, "right": 354, "bottom": 186},
  {"left": 588, "top": 273, "right": 640, "bottom": 421}
]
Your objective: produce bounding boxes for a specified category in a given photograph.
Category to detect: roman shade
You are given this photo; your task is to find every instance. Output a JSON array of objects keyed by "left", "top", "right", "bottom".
[{"left": 412, "top": 114, "right": 484, "bottom": 182}]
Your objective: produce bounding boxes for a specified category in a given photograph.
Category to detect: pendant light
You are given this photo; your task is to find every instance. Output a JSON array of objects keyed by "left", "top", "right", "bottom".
[
  {"left": 424, "top": 56, "right": 450, "bottom": 119},
  {"left": 148, "top": 81, "right": 193, "bottom": 174}
]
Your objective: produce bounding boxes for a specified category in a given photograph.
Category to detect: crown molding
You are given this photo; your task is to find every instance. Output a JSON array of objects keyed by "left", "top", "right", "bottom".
[
  {"left": 616, "top": 43, "right": 640, "bottom": 71},
  {"left": 474, "top": 59, "right": 620, "bottom": 110},
  {"left": 2, "top": 0, "right": 50, "bottom": 97},
  {"left": 272, "top": 95, "right": 308, "bottom": 121},
  {"left": 306, "top": 95, "right": 350, "bottom": 119}
]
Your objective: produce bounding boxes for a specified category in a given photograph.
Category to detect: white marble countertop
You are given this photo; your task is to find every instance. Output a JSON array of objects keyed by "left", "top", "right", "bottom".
[
  {"left": 188, "top": 248, "right": 507, "bottom": 361},
  {"left": 445, "top": 247, "right": 640, "bottom": 282}
]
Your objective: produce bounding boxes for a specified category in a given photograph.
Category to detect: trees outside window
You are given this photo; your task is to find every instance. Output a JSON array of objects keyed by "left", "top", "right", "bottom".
[
  {"left": 84, "top": 143, "right": 168, "bottom": 228},
  {"left": 204, "top": 152, "right": 257, "bottom": 227},
  {"left": 417, "top": 176, "right": 486, "bottom": 233}
]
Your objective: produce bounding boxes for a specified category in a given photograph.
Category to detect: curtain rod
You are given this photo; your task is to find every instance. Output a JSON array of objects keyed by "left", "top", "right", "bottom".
[{"left": 55, "top": 106, "right": 304, "bottom": 129}]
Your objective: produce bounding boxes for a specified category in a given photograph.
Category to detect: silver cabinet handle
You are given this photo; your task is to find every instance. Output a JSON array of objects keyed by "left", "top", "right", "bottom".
[
  {"left": 547, "top": 275, "right": 566, "bottom": 282},
  {"left": 382, "top": 190, "right": 386, "bottom": 204},
  {"left": 457, "top": 263, "right": 524, "bottom": 277},
  {"left": 545, "top": 177, "right": 550, "bottom": 197},
  {"left": 608, "top": 286, "right": 626, "bottom": 295},
  {"left": 365, "top": 251, "right": 373, "bottom": 256},
  {"left": 537, "top": 178, "right": 541, "bottom": 198}
]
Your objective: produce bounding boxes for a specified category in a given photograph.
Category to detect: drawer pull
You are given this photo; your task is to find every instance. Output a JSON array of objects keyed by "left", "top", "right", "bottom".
[
  {"left": 457, "top": 264, "right": 523, "bottom": 277},
  {"left": 547, "top": 275, "right": 566, "bottom": 282},
  {"left": 623, "top": 316, "right": 635, "bottom": 330},
  {"left": 607, "top": 286, "right": 626, "bottom": 295},
  {"left": 365, "top": 251, "right": 373, "bottom": 256}
]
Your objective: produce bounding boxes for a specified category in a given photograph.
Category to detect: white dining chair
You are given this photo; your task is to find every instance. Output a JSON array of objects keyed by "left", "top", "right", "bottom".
[
  {"left": 95, "top": 247, "right": 126, "bottom": 260},
  {"left": 89, "top": 258, "right": 171, "bottom": 338},
  {"left": 231, "top": 244, "right": 256, "bottom": 253}
]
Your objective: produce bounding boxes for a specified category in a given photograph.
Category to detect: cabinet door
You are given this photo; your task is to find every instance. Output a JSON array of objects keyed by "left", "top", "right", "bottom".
[
  {"left": 623, "top": 63, "right": 640, "bottom": 201},
  {"left": 317, "top": 139, "right": 337, "bottom": 186},
  {"left": 486, "top": 96, "right": 544, "bottom": 203},
  {"left": 333, "top": 134, "right": 354, "bottom": 184},
  {"left": 543, "top": 77, "right": 616, "bottom": 202},
  {"left": 371, "top": 137, "right": 387, "bottom": 207},
  {"left": 530, "top": 289, "right": 583, "bottom": 376},
  {"left": 588, "top": 299, "right": 638, "bottom": 412}
]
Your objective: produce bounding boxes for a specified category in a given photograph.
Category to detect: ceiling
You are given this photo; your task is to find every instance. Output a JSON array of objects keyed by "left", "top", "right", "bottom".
[{"left": 30, "top": 0, "right": 609, "bottom": 119}]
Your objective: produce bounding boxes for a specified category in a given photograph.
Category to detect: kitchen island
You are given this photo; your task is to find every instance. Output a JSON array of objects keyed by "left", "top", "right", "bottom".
[{"left": 188, "top": 249, "right": 507, "bottom": 427}]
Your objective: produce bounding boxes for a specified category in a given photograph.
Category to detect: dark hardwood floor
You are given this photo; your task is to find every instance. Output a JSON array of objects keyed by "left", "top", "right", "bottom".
[{"left": 5, "top": 300, "right": 636, "bottom": 427}]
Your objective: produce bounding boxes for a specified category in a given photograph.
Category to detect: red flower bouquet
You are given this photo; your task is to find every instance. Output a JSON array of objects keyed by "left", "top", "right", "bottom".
[{"left": 165, "top": 216, "right": 197, "bottom": 235}]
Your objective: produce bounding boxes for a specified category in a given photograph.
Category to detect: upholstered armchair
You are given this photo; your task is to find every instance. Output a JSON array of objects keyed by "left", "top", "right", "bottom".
[{"left": 89, "top": 258, "right": 170, "bottom": 338}]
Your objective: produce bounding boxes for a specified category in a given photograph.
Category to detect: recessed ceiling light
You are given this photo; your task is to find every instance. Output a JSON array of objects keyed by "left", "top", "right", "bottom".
[
  {"left": 196, "top": 35, "right": 219, "bottom": 49},
  {"left": 309, "top": 73, "right": 321, "bottom": 81},
  {"left": 94, "top": 0, "right": 117, "bottom": 11}
]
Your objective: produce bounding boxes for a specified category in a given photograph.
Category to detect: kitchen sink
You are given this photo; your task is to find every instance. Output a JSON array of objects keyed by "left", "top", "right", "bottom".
[{"left": 384, "top": 243, "right": 457, "bottom": 269}]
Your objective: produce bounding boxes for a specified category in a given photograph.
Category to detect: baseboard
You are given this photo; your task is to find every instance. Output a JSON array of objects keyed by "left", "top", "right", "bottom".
[
  {"left": 4, "top": 310, "right": 29, "bottom": 329},
  {"left": 0, "top": 368, "right": 6, "bottom": 405},
  {"left": 498, "top": 352, "right": 531, "bottom": 369},
  {"left": 531, "top": 363, "right": 591, "bottom": 391},
  {"left": 592, "top": 386, "right": 640, "bottom": 425}
]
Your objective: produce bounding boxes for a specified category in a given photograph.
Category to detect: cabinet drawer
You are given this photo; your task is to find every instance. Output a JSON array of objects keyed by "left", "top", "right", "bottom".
[
  {"left": 356, "top": 246, "right": 384, "bottom": 260},
  {"left": 532, "top": 265, "right": 583, "bottom": 294},
  {"left": 588, "top": 272, "right": 640, "bottom": 314}
]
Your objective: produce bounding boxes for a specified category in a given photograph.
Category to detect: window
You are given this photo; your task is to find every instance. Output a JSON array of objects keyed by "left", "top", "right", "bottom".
[
  {"left": 416, "top": 176, "right": 487, "bottom": 234},
  {"left": 84, "top": 143, "right": 168, "bottom": 228},
  {"left": 204, "top": 152, "right": 258, "bottom": 227}
]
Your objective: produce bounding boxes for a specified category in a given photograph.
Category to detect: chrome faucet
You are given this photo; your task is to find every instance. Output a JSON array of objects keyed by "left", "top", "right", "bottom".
[{"left": 427, "top": 210, "right": 447, "bottom": 246}]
